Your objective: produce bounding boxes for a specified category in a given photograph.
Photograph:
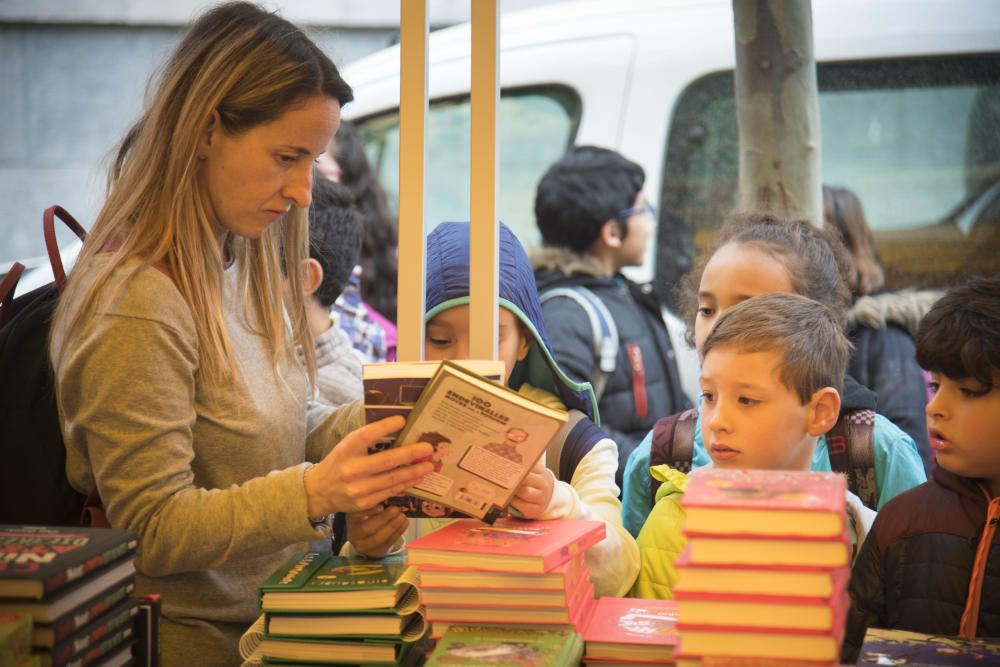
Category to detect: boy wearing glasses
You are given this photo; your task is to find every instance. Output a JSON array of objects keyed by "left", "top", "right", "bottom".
[{"left": 532, "top": 145, "right": 691, "bottom": 487}]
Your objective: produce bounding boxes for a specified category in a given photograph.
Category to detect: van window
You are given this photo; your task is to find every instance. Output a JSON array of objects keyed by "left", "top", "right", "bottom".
[
  {"left": 355, "top": 87, "right": 580, "bottom": 246},
  {"left": 657, "top": 53, "right": 1000, "bottom": 305}
]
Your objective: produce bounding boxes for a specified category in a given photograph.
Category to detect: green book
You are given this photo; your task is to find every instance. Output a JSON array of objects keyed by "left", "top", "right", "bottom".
[
  {"left": 0, "top": 611, "right": 32, "bottom": 665},
  {"left": 259, "top": 553, "right": 419, "bottom": 614},
  {"left": 257, "top": 636, "right": 418, "bottom": 665},
  {"left": 427, "top": 625, "right": 583, "bottom": 666}
]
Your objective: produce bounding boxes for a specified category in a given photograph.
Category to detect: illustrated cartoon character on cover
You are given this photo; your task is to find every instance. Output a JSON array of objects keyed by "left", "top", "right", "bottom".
[
  {"left": 462, "top": 524, "right": 549, "bottom": 548},
  {"left": 417, "top": 431, "right": 453, "bottom": 473},
  {"left": 438, "top": 642, "right": 543, "bottom": 666},
  {"left": 481, "top": 427, "right": 529, "bottom": 464}
]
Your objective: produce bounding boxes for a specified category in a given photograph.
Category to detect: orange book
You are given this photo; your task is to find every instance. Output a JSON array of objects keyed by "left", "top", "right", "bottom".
[
  {"left": 425, "top": 576, "right": 593, "bottom": 626},
  {"left": 681, "top": 469, "right": 847, "bottom": 539},
  {"left": 677, "top": 593, "right": 847, "bottom": 664},
  {"left": 406, "top": 518, "right": 605, "bottom": 573},
  {"left": 673, "top": 547, "right": 845, "bottom": 598},
  {"left": 676, "top": 627, "right": 843, "bottom": 664},
  {"left": 676, "top": 590, "right": 849, "bottom": 633},
  {"left": 421, "top": 560, "right": 585, "bottom": 608},
  {"left": 581, "top": 597, "right": 679, "bottom": 664},
  {"left": 683, "top": 535, "right": 850, "bottom": 568}
]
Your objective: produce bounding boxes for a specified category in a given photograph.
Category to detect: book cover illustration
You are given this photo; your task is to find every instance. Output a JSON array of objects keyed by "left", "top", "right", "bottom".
[
  {"left": 682, "top": 469, "right": 847, "bottom": 538},
  {"left": 259, "top": 552, "right": 419, "bottom": 614},
  {"left": 427, "top": 625, "right": 582, "bottom": 666},
  {"left": 0, "top": 526, "right": 137, "bottom": 599},
  {"left": 583, "top": 597, "right": 679, "bottom": 647},
  {"left": 406, "top": 518, "right": 605, "bottom": 573},
  {"left": 391, "top": 361, "right": 567, "bottom": 523},
  {"left": 363, "top": 360, "right": 505, "bottom": 519},
  {"left": 856, "top": 628, "right": 1000, "bottom": 665},
  {"left": 0, "top": 611, "right": 32, "bottom": 664}
]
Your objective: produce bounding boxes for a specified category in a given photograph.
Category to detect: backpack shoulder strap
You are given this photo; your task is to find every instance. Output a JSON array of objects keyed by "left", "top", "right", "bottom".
[
  {"left": 540, "top": 286, "right": 618, "bottom": 399},
  {"left": 648, "top": 407, "right": 698, "bottom": 504},
  {"left": 544, "top": 409, "right": 587, "bottom": 483},
  {"left": 827, "top": 408, "right": 878, "bottom": 510},
  {"left": 0, "top": 262, "right": 25, "bottom": 328}
]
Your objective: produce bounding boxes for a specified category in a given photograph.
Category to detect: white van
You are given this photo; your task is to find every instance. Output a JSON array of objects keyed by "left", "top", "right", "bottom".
[{"left": 342, "top": 0, "right": 1000, "bottom": 308}]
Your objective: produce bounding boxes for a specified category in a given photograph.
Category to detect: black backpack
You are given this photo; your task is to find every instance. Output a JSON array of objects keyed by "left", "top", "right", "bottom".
[
  {"left": 649, "top": 406, "right": 878, "bottom": 510},
  {"left": 0, "top": 206, "right": 99, "bottom": 526}
]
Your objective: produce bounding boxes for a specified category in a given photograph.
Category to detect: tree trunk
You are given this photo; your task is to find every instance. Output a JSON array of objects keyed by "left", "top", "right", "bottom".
[{"left": 733, "top": 0, "right": 822, "bottom": 227}]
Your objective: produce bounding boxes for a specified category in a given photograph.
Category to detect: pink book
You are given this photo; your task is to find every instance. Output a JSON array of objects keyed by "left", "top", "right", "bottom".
[
  {"left": 406, "top": 518, "right": 605, "bottom": 573},
  {"left": 681, "top": 468, "right": 847, "bottom": 539},
  {"left": 581, "top": 597, "right": 679, "bottom": 664}
]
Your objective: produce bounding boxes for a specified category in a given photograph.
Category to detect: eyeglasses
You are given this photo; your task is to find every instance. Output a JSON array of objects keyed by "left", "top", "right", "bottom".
[{"left": 616, "top": 201, "right": 657, "bottom": 222}]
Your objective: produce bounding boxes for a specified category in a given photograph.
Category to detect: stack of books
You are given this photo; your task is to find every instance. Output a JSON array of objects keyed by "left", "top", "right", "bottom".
[
  {"left": 673, "top": 469, "right": 852, "bottom": 666},
  {"left": 406, "top": 517, "right": 604, "bottom": 654},
  {"left": 580, "top": 597, "right": 680, "bottom": 666},
  {"left": 240, "top": 552, "right": 427, "bottom": 666},
  {"left": 0, "top": 525, "right": 139, "bottom": 667}
]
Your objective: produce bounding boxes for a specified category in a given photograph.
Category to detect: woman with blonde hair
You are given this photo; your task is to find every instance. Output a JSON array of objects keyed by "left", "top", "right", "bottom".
[{"left": 49, "top": 3, "right": 434, "bottom": 664}]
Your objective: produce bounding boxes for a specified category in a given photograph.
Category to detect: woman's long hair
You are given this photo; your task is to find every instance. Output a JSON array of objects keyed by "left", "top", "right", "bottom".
[{"left": 52, "top": 2, "right": 353, "bottom": 386}]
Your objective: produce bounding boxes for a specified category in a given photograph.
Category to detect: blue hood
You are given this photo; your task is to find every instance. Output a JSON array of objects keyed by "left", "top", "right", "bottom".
[{"left": 425, "top": 222, "right": 598, "bottom": 422}]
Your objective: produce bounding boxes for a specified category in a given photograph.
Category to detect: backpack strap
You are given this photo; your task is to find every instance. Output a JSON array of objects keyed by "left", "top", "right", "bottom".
[
  {"left": 0, "top": 262, "right": 25, "bottom": 328},
  {"left": 648, "top": 407, "right": 698, "bottom": 504},
  {"left": 544, "top": 409, "right": 586, "bottom": 483},
  {"left": 540, "top": 286, "right": 618, "bottom": 399},
  {"left": 43, "top": 205, "right": 87, "bottom": 293},
  {"left": 827, "top": 408, "right": 878, "bottom": 510}
]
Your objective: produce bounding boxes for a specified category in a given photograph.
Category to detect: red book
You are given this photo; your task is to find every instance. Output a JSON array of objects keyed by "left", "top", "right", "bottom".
[
  {"left": 406, "top": 518, "right": 605, "bottom": 573},
  {"left": 418, "top": 554, "right": 583, "bottom": 591},
  {"left": 421, "top": 560, "right": 585, "bottom": 608},
  {"left": 681, "top": 469, "right": 847, "bottom": 539},
  {"left": 425, "top": 575, "right": 594, "bottom": 626},
  {"left": 581, "top": 597, "right": 679, "bottom": 664}
]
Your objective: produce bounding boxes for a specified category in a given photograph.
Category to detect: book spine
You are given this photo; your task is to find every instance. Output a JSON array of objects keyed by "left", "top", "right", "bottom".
[
  {"left": 64, "top": 626, "right": 133, "bottom": 667},
  {"left": 50, "top": 602, "right": 137, "bottom": 664},
  {"left": 44, "top": 539, "right": 137, "bottom": 596},
  {"left": 133, "top": 594, "right": 161, "bottom": 667},
  {"left": 47, "top": 581, "right": 136, "bottom": 645}
]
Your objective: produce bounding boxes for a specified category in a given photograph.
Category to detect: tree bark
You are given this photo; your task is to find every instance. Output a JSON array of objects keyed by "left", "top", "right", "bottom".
[{"left": 733, "top": 0, "right": 822, "bottom": 227}]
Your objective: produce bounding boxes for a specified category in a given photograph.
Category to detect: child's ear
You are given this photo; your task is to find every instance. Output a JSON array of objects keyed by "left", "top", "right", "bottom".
[
  {"left": 806, "top": 387, "right": 841, "bottom": 436},
  {"left": 516, "top": 333, "right": 533, "bottom": 362},
  {"left": 598, "top": 219, "right": 623, "bottom": 249},
  {"left": 302, "top": 258, "right": 324, "bottom": 297}
]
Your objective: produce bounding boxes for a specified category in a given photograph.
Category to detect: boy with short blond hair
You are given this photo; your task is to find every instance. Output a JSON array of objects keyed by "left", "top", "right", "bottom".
[
  {"left": 632, "top": 292, "right": 872, "bottom": 599},
  {"left": 842, "top": 277, "right": 1000, "bottom": 662}
]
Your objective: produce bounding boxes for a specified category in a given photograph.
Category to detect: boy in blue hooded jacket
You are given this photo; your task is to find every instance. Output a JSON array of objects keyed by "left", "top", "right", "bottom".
[{"left": 342, "top": 222, "right": 640, "bottom": 597}]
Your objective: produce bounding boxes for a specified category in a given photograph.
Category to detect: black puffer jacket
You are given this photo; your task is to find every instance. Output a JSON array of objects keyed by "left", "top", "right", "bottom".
[
  {"left": 532, "top": 247, "right": 690, "bottom": 488},
  {"left": 846, "top": 290, "right": 941, "bottom": 474},
  {"left": 842, "top": 467, "right": 1000, "bottom": 663}
]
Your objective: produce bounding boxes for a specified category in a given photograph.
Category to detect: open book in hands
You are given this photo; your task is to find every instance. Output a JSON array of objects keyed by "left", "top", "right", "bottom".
[{"left": 364, "top": 360, "right": 568, "bottom": 523}]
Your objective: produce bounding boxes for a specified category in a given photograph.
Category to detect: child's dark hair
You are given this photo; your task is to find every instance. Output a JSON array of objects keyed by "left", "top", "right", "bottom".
[
  {"left": 679, "top": 211, "right": 852, "bottom": 346},
  {"left": 916, "top": 276, "right": 1000, "bottom": 390},
  {"left": 534, "top": 145, "right": 645, "bottom": 253},
  {"left": 333, "top": 120, "right": 399, "bottom": 321},
  {"left": 308, "top": 177, "right": 364, "bottom": 308},
  {"left": 703, "top": 292, "right": 852, "bottom": 403}
]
